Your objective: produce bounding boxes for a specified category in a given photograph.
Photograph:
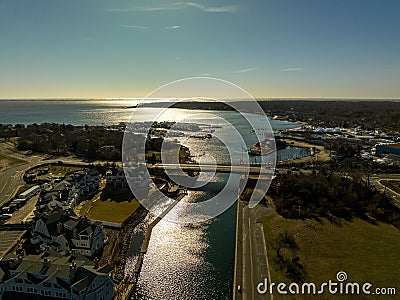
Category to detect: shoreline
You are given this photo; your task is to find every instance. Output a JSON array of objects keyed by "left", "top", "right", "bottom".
[
  {"left": 277, "top": 137, "right": 331, "bottom": 164},
  {"left": 232, "top": 200, "right": 242, "bottom": 299}
]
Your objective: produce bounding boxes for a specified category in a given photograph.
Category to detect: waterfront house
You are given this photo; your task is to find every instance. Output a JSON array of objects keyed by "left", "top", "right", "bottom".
[
  {"left": 0, "top": 254, "right": 114, "bottom": 300},
  {"left": 105, "top": 166, "right": 152, "bottom": 193},
  {"left": 35, "top": 169, "right": 99, "bottom": 214},
  {"left": 31, "top": 211, "right": 105, "bottom": 257},
  {"left": 63, "top": 170, "right": 100, "bottom": 201},
  {"left": 105, "top": 168, "right": 128, "bottom": 189}
]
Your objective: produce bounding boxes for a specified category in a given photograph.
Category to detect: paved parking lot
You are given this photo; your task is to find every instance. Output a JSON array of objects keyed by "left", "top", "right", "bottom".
[{"left": 5, "top": 195, "right": 39, "bottom": 224}]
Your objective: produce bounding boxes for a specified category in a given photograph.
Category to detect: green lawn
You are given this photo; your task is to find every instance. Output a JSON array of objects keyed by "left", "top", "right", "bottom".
[
  {"left": 78, "top": 190, "right": 140, "bottom": 224},
  {"left": 382, "top": 180, "right": 400, "bottom": 194},
  {"left": 0, "top": 152, "right": 25, "bottom": 168},
  {"left": 259, "top": 213, "right": 400, "bottom": 299},
  {"left": 31, "top": 165, "right": 85, "bottom": 177}
]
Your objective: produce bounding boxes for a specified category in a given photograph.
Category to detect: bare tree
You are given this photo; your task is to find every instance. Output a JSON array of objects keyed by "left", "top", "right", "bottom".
[{"left": 270, "top": 230, "right": 298, "bottom": 258}]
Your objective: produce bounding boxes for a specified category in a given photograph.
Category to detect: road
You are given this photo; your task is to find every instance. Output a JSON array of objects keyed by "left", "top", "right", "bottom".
[
  {"left": 0, "top": 142, "right": 44, "bottom": 206},
  {"left": 150, "top": 163, "right": 275, "bottom": 175},
  {"left": 0, "top": 141, "right": 98, "bottom": 207},
  {"left": 369, "top": 174, "right": 400, "bottom": 208},
  {"left": 234, "top": 201, "right": 274, "bottom": 300},
  {"left": 0, "top": 166, "right": 26, "bottom": 205}
]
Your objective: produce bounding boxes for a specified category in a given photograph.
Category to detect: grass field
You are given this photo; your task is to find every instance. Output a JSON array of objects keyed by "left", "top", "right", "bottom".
[
  {"left": 30, "top": 165, "right": 85, "bottom": 177},
  {"left": 78, "top": 190, "right": 140, "bottom": 223},
  {"left": 381, "top": 180, "right": 400, "bottom": 194},
  {"left": 259, "top": 213, "right": 400, "bottom": 299},
  {"left": 0, "top": 153, "right": 25, "bottom": 171}
]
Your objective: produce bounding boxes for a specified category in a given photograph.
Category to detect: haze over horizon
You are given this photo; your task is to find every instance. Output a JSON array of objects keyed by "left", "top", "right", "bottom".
[{"left": 1, "top": 0, "right": 400, "bottom": 99}]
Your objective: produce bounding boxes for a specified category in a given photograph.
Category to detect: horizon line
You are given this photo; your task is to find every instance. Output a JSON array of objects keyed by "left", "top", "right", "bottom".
[{"left": 0, "top": 97, "right": 399, "bottom": 101}]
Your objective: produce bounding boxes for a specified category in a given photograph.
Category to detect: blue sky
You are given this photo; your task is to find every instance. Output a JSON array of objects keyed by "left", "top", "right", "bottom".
[{"left": 0, "top": 0, "right": 399, "bottom": 99}]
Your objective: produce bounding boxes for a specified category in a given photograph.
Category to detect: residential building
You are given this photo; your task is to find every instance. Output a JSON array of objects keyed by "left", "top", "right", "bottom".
[
  {"left": 0, "top": 254, "right": 114, "bottom": 300},
  {"left": 35, "top": 169, "right": 100, "bottom": 215},
  {"left": 105, "top": 168, "right": 128, "bottom": 189},
  {"left": 105, "top": 166, "right": 151, "bottom": 191},
  {"left": 31, "top": 211, "right": 105, "bottom": 257},
  {"left": 62, "top": 170, "right": 100, "bottom": 201}
]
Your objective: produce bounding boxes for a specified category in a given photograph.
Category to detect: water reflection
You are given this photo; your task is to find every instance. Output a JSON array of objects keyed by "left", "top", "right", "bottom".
[
  {"left": 277, "top": 145, "right": 310, "bottom": 161},
  {"left": 133, "top": 191, "right": 235, "bottom": 300},
  {"left": 121, "top": 108, "right": 304, "bottom": 298}
]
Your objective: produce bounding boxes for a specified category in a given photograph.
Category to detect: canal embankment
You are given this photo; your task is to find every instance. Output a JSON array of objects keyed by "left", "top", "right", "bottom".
[{"left": 122, "top": 191, "right": 187, "bottom": 299}]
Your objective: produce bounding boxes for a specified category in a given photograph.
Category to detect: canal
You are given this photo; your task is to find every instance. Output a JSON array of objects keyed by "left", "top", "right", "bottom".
[{"left": 124, "top": 110, "right": 306, "bottom": 299}]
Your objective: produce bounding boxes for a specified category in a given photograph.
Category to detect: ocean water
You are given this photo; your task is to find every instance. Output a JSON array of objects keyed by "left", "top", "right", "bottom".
[
  {"left": 0, "top": 99, "right": 143, "bottom": 125},
  {"left": 0, "top": 99, "right": 305, "bottom": 166},
  {"left": 0, "top": 99, "right": 300, "bottom": 130}
]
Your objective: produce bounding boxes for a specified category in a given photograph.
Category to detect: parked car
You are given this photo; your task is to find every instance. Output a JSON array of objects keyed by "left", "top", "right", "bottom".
[
  {"left": 1, "top": 207, "right": 10, "bottom": 214},
  {"left": 9, "top": 204, "right": 18, "bottom": 213},
  {"left": 0, "top": 214, "right": 12, "bottom": 220}
]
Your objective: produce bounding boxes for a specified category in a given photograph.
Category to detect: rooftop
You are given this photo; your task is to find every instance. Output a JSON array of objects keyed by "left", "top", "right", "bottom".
[
  {"left": 0, "top": 254, "right": 111, "bottom": 290},
  {"left": 384, "top": 143, "right": 400, "bottom": 149}
]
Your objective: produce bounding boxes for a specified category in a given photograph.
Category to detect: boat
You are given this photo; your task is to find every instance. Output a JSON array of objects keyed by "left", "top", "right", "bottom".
[
  {"left": 190, "top": 133, "right": 212, "bottom": 139},
  {"left": 248, "top": 146, "right": 261, "bottom": 156},
  {"left": 248, "top": 139, "right": 285, "bottom": 156}
]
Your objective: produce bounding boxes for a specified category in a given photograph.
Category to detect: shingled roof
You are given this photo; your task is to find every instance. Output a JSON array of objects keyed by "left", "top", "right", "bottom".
[{"left": 0, "top": 254, "right": 111, "bottom": 290}]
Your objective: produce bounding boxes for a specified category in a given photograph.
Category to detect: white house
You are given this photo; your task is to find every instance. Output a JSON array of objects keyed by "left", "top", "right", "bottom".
[
  {"left": 0, "top": 254, "right": 114, "bottom": 300},
  {"left": 62, "top": 170, "right": 100, "bottom": 201},
  {"left": 31, "top": 211, "right": 105, "bottom": 257},
  {"left": 35, "top": 169, "right": 100, "bottom": 216},
  {"left": 105, "top": 166, "right": 152, "bottom": 190}
]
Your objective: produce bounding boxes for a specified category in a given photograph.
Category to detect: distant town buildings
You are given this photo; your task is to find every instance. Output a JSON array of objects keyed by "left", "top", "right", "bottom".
[
  {"left": 286, "top": 125, "right": 398, "bottom": 144},
  {"left": 374, "top": 143, "right": 400, "bottom": 157},
  {"left": 282, "top": 125, "right": 400, "bottom": 165}
]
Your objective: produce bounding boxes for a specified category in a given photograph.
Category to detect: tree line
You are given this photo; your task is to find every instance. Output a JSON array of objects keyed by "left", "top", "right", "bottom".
[
  {"left": 268, "top": 171, "right": 400, "bottom": 229},
  {"left": 0, "top": 123, "right": 123, "bottom": 160}
]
